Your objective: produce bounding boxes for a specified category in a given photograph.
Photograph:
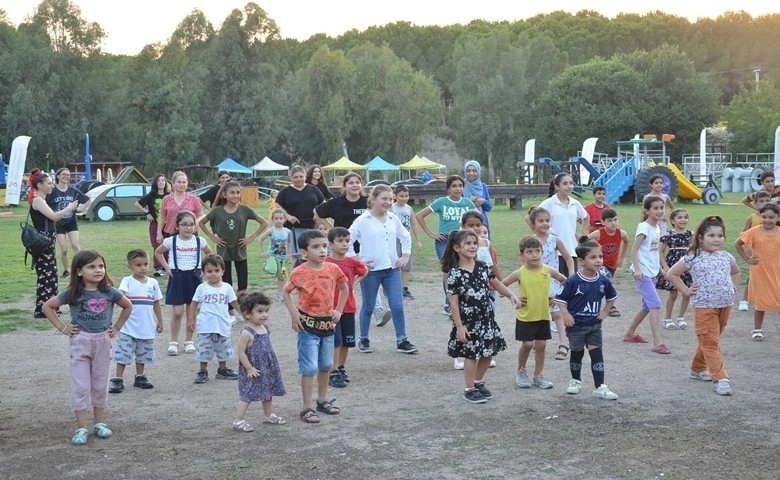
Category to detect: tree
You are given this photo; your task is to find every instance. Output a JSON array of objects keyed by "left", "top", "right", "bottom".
[
  {"left": 29, "top": 0, "right": 105, "bottom": 56},
  {"left": 722, "top": 78, "right": 780, "bottom": 153}
]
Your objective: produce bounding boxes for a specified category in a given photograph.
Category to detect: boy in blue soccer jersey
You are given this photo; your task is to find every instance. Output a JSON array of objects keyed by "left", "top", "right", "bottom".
[{"left": 555, "top": 239, "right": 619, "bottom": 400}]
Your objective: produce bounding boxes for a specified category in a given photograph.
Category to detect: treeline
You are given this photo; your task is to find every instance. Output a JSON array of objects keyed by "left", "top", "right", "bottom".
[{"left": 1, "top": 1, "right": 778, "bottom": 179}]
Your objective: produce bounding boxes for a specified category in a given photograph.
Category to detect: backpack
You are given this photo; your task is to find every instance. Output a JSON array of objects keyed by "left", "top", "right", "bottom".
[{"left": 21, "top": 210, "right": 53, "bottom": 269}]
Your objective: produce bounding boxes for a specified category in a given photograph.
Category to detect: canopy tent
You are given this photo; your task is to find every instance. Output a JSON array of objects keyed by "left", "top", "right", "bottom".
[
  {"left": 251, "top": 156, "right": 288, "bottom": 173},
  {"left": 216, "top": 158, "right": 253, "bottom": 175},
  {"left": 321, "top": 156, "right": 366, "bottom": 171},
  {"left": 363, "top": 155, "right": 399, "bottom": 181},
  {"left": 398, "top": 155, "right": 444, "bottom": 170}
]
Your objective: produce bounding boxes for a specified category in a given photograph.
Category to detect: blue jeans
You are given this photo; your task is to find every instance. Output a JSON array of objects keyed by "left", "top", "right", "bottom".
[
  {"left": 297, "top": 331, "right": 334, "bottom": 376},
  {"left": 359, "top": 268, "right": 407, "bottom": 342},
  {"left": 435, "top": 238, "right": 450, "bottom": 308}
]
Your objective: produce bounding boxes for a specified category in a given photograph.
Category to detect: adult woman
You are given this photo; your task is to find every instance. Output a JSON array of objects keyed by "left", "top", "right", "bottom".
[
  {"left": 536, "top": 172, "right": 589, "bottom": 277},
  {"left": 306, "top": 165, "right": 333, "bottom": 200},
  {"left": 135, "top": 174, "right": 170, "bottom": 276},
  {"left": 47, "top": 168, "right": 91, "bottom": 278},
  {"left": 415, "top": 175, "right": 476, "bottom": 315},
  {"left": 156, "top": 170, "right": 203, "bottom": 355},
  {"left": 276, "top": 165, "right": 325, "bottom": 259},
  {"left": 463, "top": 160, "right": 492, "bottom": 232},
  {"left": 199, "top": 170, "right": 231, "bottom": 209},
  {"left": 28, "top": 169, "right": 79, "bottom": 318}
]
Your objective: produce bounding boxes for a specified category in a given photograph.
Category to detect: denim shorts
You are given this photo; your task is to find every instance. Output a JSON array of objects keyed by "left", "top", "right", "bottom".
[
  {"left": 297, "top": 330, "right": 334, "bottom": 376},
  {"left": 196, "top": 332, "right": 235, "bottom": 362},
  {"left": 112, "top": 332, "right": 155, "bottom": 365},
  {"left": 566, "top": 323, "right": 603, "bottom": 350}
]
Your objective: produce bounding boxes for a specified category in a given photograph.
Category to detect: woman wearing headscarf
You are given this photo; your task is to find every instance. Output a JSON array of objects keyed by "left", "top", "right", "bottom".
[{"left": 464, "top": 160, "right": 492, "bottom": 232}]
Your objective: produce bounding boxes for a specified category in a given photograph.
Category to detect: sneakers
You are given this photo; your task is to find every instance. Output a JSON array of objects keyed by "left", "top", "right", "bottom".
[
  {"left": 715, "top": 378, "right": 732, "bottom": 396},
  {"left": 338, "top": 365, "right": 350, "bottom": 383},
  {"left": 489, "top": 358, "right": 497, "bottom": 368},
  {"left": 566, "top": 379, "right": 582, "bottom": 394},
  {"left": 474, "top": 382, "right": 492, "bottom": 399},
  {"left": 358, "top": 338, "right": 373, "bottom": 353},
  {"left": 550, "top": 321, "right": 558, "bottom": 332},
  {"left": 108, "top": 377, "right": 124, "bottom": 393},
  {"left": 402, "top": 287, "right": 414, "bottom": 299},
  {"left": 738, "top": 300, "right": 749, "bottom": 311},
  {"left": 676, "top": 318, "right": 688, "bottom": 329},
  {"left": 752, "top": 329, "right": 764, "bottom": 341},
  {"left": 376, "top": 310, "right": 392, "bottom": 327},
  {"left": 463, "top": 388, "right": 487, "bottom": 404},
  {"left": 183, "top": 341, "right": 196, "bottom": 354},
  {"left": 62, "top": 270, "right": 70, "bottom": 278},
  {"left": 372, "top": 308, "right": 385, "bottom": 326},
  {"left": 515, "top": 370, "right": 532, "bottom": 388},
  {"left": 167, "top": 341, "right": 179, "bottom": 356},
  {"left": 194, "top": 370, "right": 209, "bottom": 384},
  {"left": 275, "top": 292, "right": 284, "bottom": 303},
  {"left": 689, "top": 370, "right": 712, "bottom": 381},
  {"left": 328, "top": 370, "right": 347, "bottom": 388},
  {"left": 133, "top": 374, "right": 154, "bottom": 389},
  {"left": 663, "top": 318, "right": 678, "bottom": 330},
  {"left": 216, "top": 367, "right": 238, "bottom": 379},
  {"left": 93, "top": 422, "right": 113, "bottom": 438},
  {"left": 153, "top": 268, "right": 165, "bottom": 277},
  {"left": 396, "top": 339, "right": 418, "bottom": 354},
  {"left": 442, "top": 305, "right": 451, "bottom": 316},
  {"left": 229, "top": 315, "right": 238, "bottom": 326},
  {"left": 71, "top": 427, "right": 88, "bottom": 445},
  {"left": 533, "top": 373, "right": 554, "bottom": 389},
  {"left": 453, "top": 358, "right": 465, "bottom": 370},
  {"left": 592, "top": 384, "right": 619, "bottom": 400}
]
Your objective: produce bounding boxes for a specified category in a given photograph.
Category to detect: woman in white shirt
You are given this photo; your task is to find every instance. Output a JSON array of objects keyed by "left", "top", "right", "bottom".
[{"left": 536, "top": 172, "right": 589, "bottom": 277}]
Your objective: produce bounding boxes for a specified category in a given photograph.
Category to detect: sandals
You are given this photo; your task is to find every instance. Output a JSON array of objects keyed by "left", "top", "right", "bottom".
[
  {"left": 183, "top": 341, "right": 196, "bottom": 354},
  {"left": 609, "top": 306, "right": 621, "bottom": 317},
  {"left": 232, "top": 419, "right": 254, "bottom": 432},
  {"left": 662, "top": 319, "right": 679, "bottom": 330},
  {"left": 752, "top": 329, "right": 764, "bottom": 341},
  {"left": 92, "top": 423, "right": 113, "bottom": 438},
  {"left": 554, "top": 345, "right": 570, "bottom": 360},
  {"left": 316, "top": 399, "right": 341, "bottom": 415},
  {"left": 263, "top": 413, "right": 287, "bottom": 425},
  {"left": 651, "top": 343, "right": 672, "bottom": 355},
  {"left": 623, "top": 335, "right": 648, "bottom": 343},
  {"left": 167, "top": 341, "right": 179, "bottom": 356},
  {"left": 300, "top": 408, "right": 320, "bottom": 424},
  {"left": 71, "top": 427, "right": 88, "bottom": 445},
  {"left": 676, "top": 318, "right": 688, "bottom": 330}
]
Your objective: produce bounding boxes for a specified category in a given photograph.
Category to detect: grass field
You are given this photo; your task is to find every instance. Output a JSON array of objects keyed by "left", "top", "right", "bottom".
[{"left": 0, "top": 191, "right": 753, "bottom": 333}]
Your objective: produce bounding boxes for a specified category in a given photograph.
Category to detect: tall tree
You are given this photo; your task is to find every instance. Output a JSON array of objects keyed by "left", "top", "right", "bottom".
[
  {"left": 29, "top": 0, "right": 105, "bottom": 56},
  {"left": 722, "top": 79, "right": 780, "bottom": 153}
]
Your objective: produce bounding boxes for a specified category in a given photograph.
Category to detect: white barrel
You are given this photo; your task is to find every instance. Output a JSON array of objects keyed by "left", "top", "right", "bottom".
[{"left": 721, "top": 167, "right": 733, "bottom": 192}]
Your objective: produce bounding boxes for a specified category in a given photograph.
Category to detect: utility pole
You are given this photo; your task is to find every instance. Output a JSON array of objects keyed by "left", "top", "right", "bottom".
[{"left": 754, "top": 67, "right": 761, "bottom": 91}]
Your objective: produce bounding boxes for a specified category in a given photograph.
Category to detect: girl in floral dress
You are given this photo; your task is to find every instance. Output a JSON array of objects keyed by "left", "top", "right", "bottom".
[
  {"left": 657, "top": 209, "right": 693, "bottom": 330},
  {"left": 233, "top": 292, "right": 287, "bottom": 431},
  {"left": 441, "top": 230, "right": 521, "bottom": 404}
]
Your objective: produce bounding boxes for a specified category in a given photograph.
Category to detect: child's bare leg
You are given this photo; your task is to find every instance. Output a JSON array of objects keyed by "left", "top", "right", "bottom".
[
  {"left": 754, "top": 310, "right": 765, "bottom": 330},
  {"left": 170, "top": 305, "right": 184, "bottom": 342},
  {"left": 316, "top": 370, "right": 329, "bottom": 402},
  {"left": 92, "top": 406, "right": 105, "bottom": 424},
  {"left": 463, "top": 358, "right": 478, "bottom": 387},
  {"left": 75, "top": 409, "right": 88, "bottom": 428},
  {"left": 115, "top": 363, "right": 127, "bottom": 378},
  {"left": 401, "top": 269, "right": 410, "bottom": 289},
  {"left": 551, "top": 311, "right": 567, "bottom": 345},
  {"left": 533, "top": 340, "right": 546, "bottom": 374},
  {"left": 217, "top": 361, "right": 227, "bottom": 370},
  {"left": 475, "top": 357, "right": 491, "bottom": 381},
  {"left": 301, "top": 375, "right": 314, "bottom": 409},
  {"left": 742, "top": 279, "right": 749, "bottom": 302},
  {"left": 334, "top": 346, "right": 348, "bottom": 369},
  {"left": 518, "top": 341, "right": 533, "bottom": 371},
  {"left": 184, "top": 303, "right": 194, "bottom": 342},
  {"left": 648, "top": 309, "right": 662, "bottom": 345},
  {"left": 625, "top": 309, "right": 649, "bottom": 338},
  {"left": 261, "top": 399, "right": 273, "bottom": 417},
  {"left": 235, "top": 401, "right": 251, "bottom": 421},
  {"left": 677, "top": 294, "right": 690, "bottom": 318},
  {"left": 134, "top": 362, "right": 145, "bottom": 375},
  {"left": 665, "top": 290, "right": 677, "bottom": 319},
  {"left": 277, "top": 279, "right": 284, "bottom": 294}
]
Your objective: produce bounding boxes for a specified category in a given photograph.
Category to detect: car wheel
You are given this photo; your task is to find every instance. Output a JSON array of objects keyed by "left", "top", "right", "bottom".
[{"left": 95, "top": 202, "right": 117, "bottom": 222}]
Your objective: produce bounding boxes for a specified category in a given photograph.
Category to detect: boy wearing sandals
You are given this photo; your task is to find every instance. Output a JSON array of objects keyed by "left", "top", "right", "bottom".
[
  {"left": 588, "top": 208, "right": 629, "bottom": 318},
  {"left": 109, "top": 250, "right": 164, "bottom": 394},
  {"left": 283, "top": 230, "right": 348, "bottom": 424}
]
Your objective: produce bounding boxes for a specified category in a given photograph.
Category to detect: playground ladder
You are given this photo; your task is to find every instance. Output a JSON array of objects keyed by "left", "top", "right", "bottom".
[{"left": 593, "top": 156, "right": 637, "bottom": 205}]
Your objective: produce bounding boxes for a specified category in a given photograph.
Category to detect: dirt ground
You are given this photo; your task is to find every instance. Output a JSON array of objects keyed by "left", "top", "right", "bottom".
[{"left": 1, "top": 269, "right": 779, "bottom": 480}]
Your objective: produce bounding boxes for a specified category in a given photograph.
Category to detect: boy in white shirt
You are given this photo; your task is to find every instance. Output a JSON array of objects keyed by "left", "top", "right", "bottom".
[
  {"left": 187, "top": 254, "right": 241, "bottom": 384},
  {"left": 110, "top": 250, "right": 164, "bottom": 393}
]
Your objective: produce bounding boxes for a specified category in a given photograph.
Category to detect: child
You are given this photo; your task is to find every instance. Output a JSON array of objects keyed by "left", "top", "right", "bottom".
[
  {"left": 588, "top": 208, "right": 629, "bottom": 317},
  {"left": 187, "top": 254, "right": 241, "bottom": 383},
  {"left": 325, "top": 227, "right": 367, "bottom": 388},
  {"left": 155, "top": 210, "right": 212, "bottom": 356},
  {"left": 317, "top": 222, "right": 333, "bottom": 256},
  {"left": 266, "top": 189, "right": 278, "bottom": 217},
  {"left": 624, "top": 196, "right": 670, "bottom": 354},
  {"left": 742, "top": 170, "right": 780, "bottom": 207},
  {"left": 42, "top": 250, "right": 132, "bottom": 445},
  {"left": 555, "top": 239, "right": 619, "bottom": 400},
  {"left": 392, "top": 184, "right": 423, "bottom": 299},
  {"left": 350, "top": 185, "right": 418, "bottom": 354},
  {"left": 233, "top": 292, "right": 287, "bottom": 431},
  {"left": 503, "top": 236, "right": 566, "bottom": 390},
  {"left": 527, "top": 206, "right": 573, "bottom": 360},
  {"left": 667, "top": 216, "right": 739, "bottom": 396},
  {"left": 735, "top": 203, "right": 780, "bottom": 341},
  {"left": 641, "top": 174, "right": 675, "bottom": 235},
  {"left": 738, "top": 190, "right": 770, "bottom": 311},
  {"left": 583, "top": 186, "right": 609, "bottom": 233},
  {"left": 657, "top": 209, "right": 692, "bottom": 330},
  {"left": 258, "top": 208, "right": 293, "bottom": 303},
  {"left": 198, "top": 179, "right": 268, "bottom": 296},
  {"left": 442, "top": 230, "right": 521, "bottom": 404},
  {"left": 283, "top": 230, "right": 349, "bottom": 424},
  {"left": 109, "top": 249, "right": 164, "bottom": 393}
]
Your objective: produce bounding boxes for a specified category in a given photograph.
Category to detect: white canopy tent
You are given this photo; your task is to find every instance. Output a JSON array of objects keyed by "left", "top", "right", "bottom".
[{"left": 251, "top": 156, "right": 288, "bottom": 173}]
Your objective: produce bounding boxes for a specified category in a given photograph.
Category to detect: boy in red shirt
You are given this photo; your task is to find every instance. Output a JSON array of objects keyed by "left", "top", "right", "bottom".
[
  {"left": 283, "top": 230, "right": 348, "bottom": 424},
  {"left": 325, "top": 227, "right": 367, "bottom": 388},
  {"left": 588, "top": 208, "right": 629, "bottom": 316},
  {"left": 583, "top": 186, "right": 610, "bottom": 233}
]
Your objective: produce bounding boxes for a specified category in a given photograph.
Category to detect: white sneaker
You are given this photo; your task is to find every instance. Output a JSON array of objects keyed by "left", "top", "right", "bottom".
[
  {"left": 229, "top": 315, "right": 238, "bottom": 326},
  {"left": 533, "top": 374, "right": 554, "bottom": 389},
  {"left": 184, "top": 341, "right": 196, "bottom": 354},
  {"left": 167, "top": 341, "right": 179, "bottom": 356},
  {"left": 550, "top": 321, "right": 558, "bottom": 332},
  {"left": 453, "top": 358, "right": 465, "bottom": 370},
  {"left": 714, "top": 379, "right": 732, "bottom": 396},
  {"left": 489, "top": 358, "right": 497, "bottom": 368},
  {"left": 662, "top": 318, "right": 679, "bottom": 330},
  {"left": 738, "top": 300, "right": 749, "bottom": 311},
  {"left": 566, "top": 379, "right": 581, "bottom": 394},
  {"left": 592, "top": 384, "right": 619, "bottom": 400},
  {"left": 515, "top": 370, "right": 532, "bottom": 388},
  {"left": 689, "top": 370, "right": 712, "bottom": 381}
]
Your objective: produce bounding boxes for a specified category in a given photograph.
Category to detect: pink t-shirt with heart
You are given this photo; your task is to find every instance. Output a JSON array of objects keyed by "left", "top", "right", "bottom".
[{"left": 57, "top": 287, "right": 124, "bottom": 333}]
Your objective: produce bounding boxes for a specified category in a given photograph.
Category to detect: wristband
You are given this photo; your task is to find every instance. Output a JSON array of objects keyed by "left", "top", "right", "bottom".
[{"left": 60, "top": 325, "right": 68, "bottom": 333}]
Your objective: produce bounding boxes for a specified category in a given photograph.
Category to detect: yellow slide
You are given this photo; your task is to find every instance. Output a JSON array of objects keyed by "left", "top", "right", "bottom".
[{"left": 667, "top": 163, "right": 702, "bottom": 201}]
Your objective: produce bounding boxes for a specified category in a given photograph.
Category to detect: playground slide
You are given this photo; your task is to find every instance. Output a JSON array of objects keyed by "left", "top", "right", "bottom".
[{"left": 667, "top": 163, "right": 702, "bottom": 201}]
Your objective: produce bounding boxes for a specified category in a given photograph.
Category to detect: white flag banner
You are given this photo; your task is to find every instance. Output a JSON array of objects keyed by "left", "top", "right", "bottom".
[{"left": 5, "top": 136, "right": 31, "bottom": 206}]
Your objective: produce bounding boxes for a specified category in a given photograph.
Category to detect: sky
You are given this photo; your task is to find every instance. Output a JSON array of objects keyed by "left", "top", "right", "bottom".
[{"left": 3, "top": 1, "right": 777, "bottom": 55}]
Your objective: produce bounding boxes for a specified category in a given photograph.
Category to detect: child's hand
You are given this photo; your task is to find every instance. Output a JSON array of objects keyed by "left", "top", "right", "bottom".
[
  {"left": 331, "top": 310, "right": 342, "bottom": 322},
  {"left": 212, "top": 234, "right": 226, "bottom": 247},
  {"left": 416, "top": 241, "right": 423, "bottom": 252},
  {"left": 633, "top": 270, "right": 643, "bottom": 280},
  {"left": 238, "top": 237, "right": 251, "bottom": 248},
  {"left": 509, "top": 295, "right": 522, "bottom": 309},
  {"left": 156, "top": 323, "right": 164, "bottom": 333},
  {"left": 247, "top": 366, "right": 261, "bottom": 378},
  {"left": 165, "top": 268, "right": 173, "bottom": 277},
  {"left": 616, "top": 259, "right": 624, "bottom": 268},
  {"left": 186, "top": 321, "right": 196, "bottom": 333},
  {"left": 746, "top": 255, "right": 758, "bottom": 265},
  {"left": 563, "top": 314, "right": 575, "bottom": 327},
  {"left": 107, "top": 324, "right": 117, "bottom": 338},
  {"left": 685, "top": 284, "right": 699, "bottom": 296},
  {"left": 291, "top": 314, "right": 303, "bottom": 332},
  {"left": 456, "top": 325, "right": 470, "bottom": 343}
]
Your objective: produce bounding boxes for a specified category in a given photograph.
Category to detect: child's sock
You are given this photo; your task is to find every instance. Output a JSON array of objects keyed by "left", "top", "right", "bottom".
[
  {"left": 569, "top": 349, "right": 584, "bottom": 381},
  {"left": 589, "top": 347, "right": 605, "bottom": 386}
]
